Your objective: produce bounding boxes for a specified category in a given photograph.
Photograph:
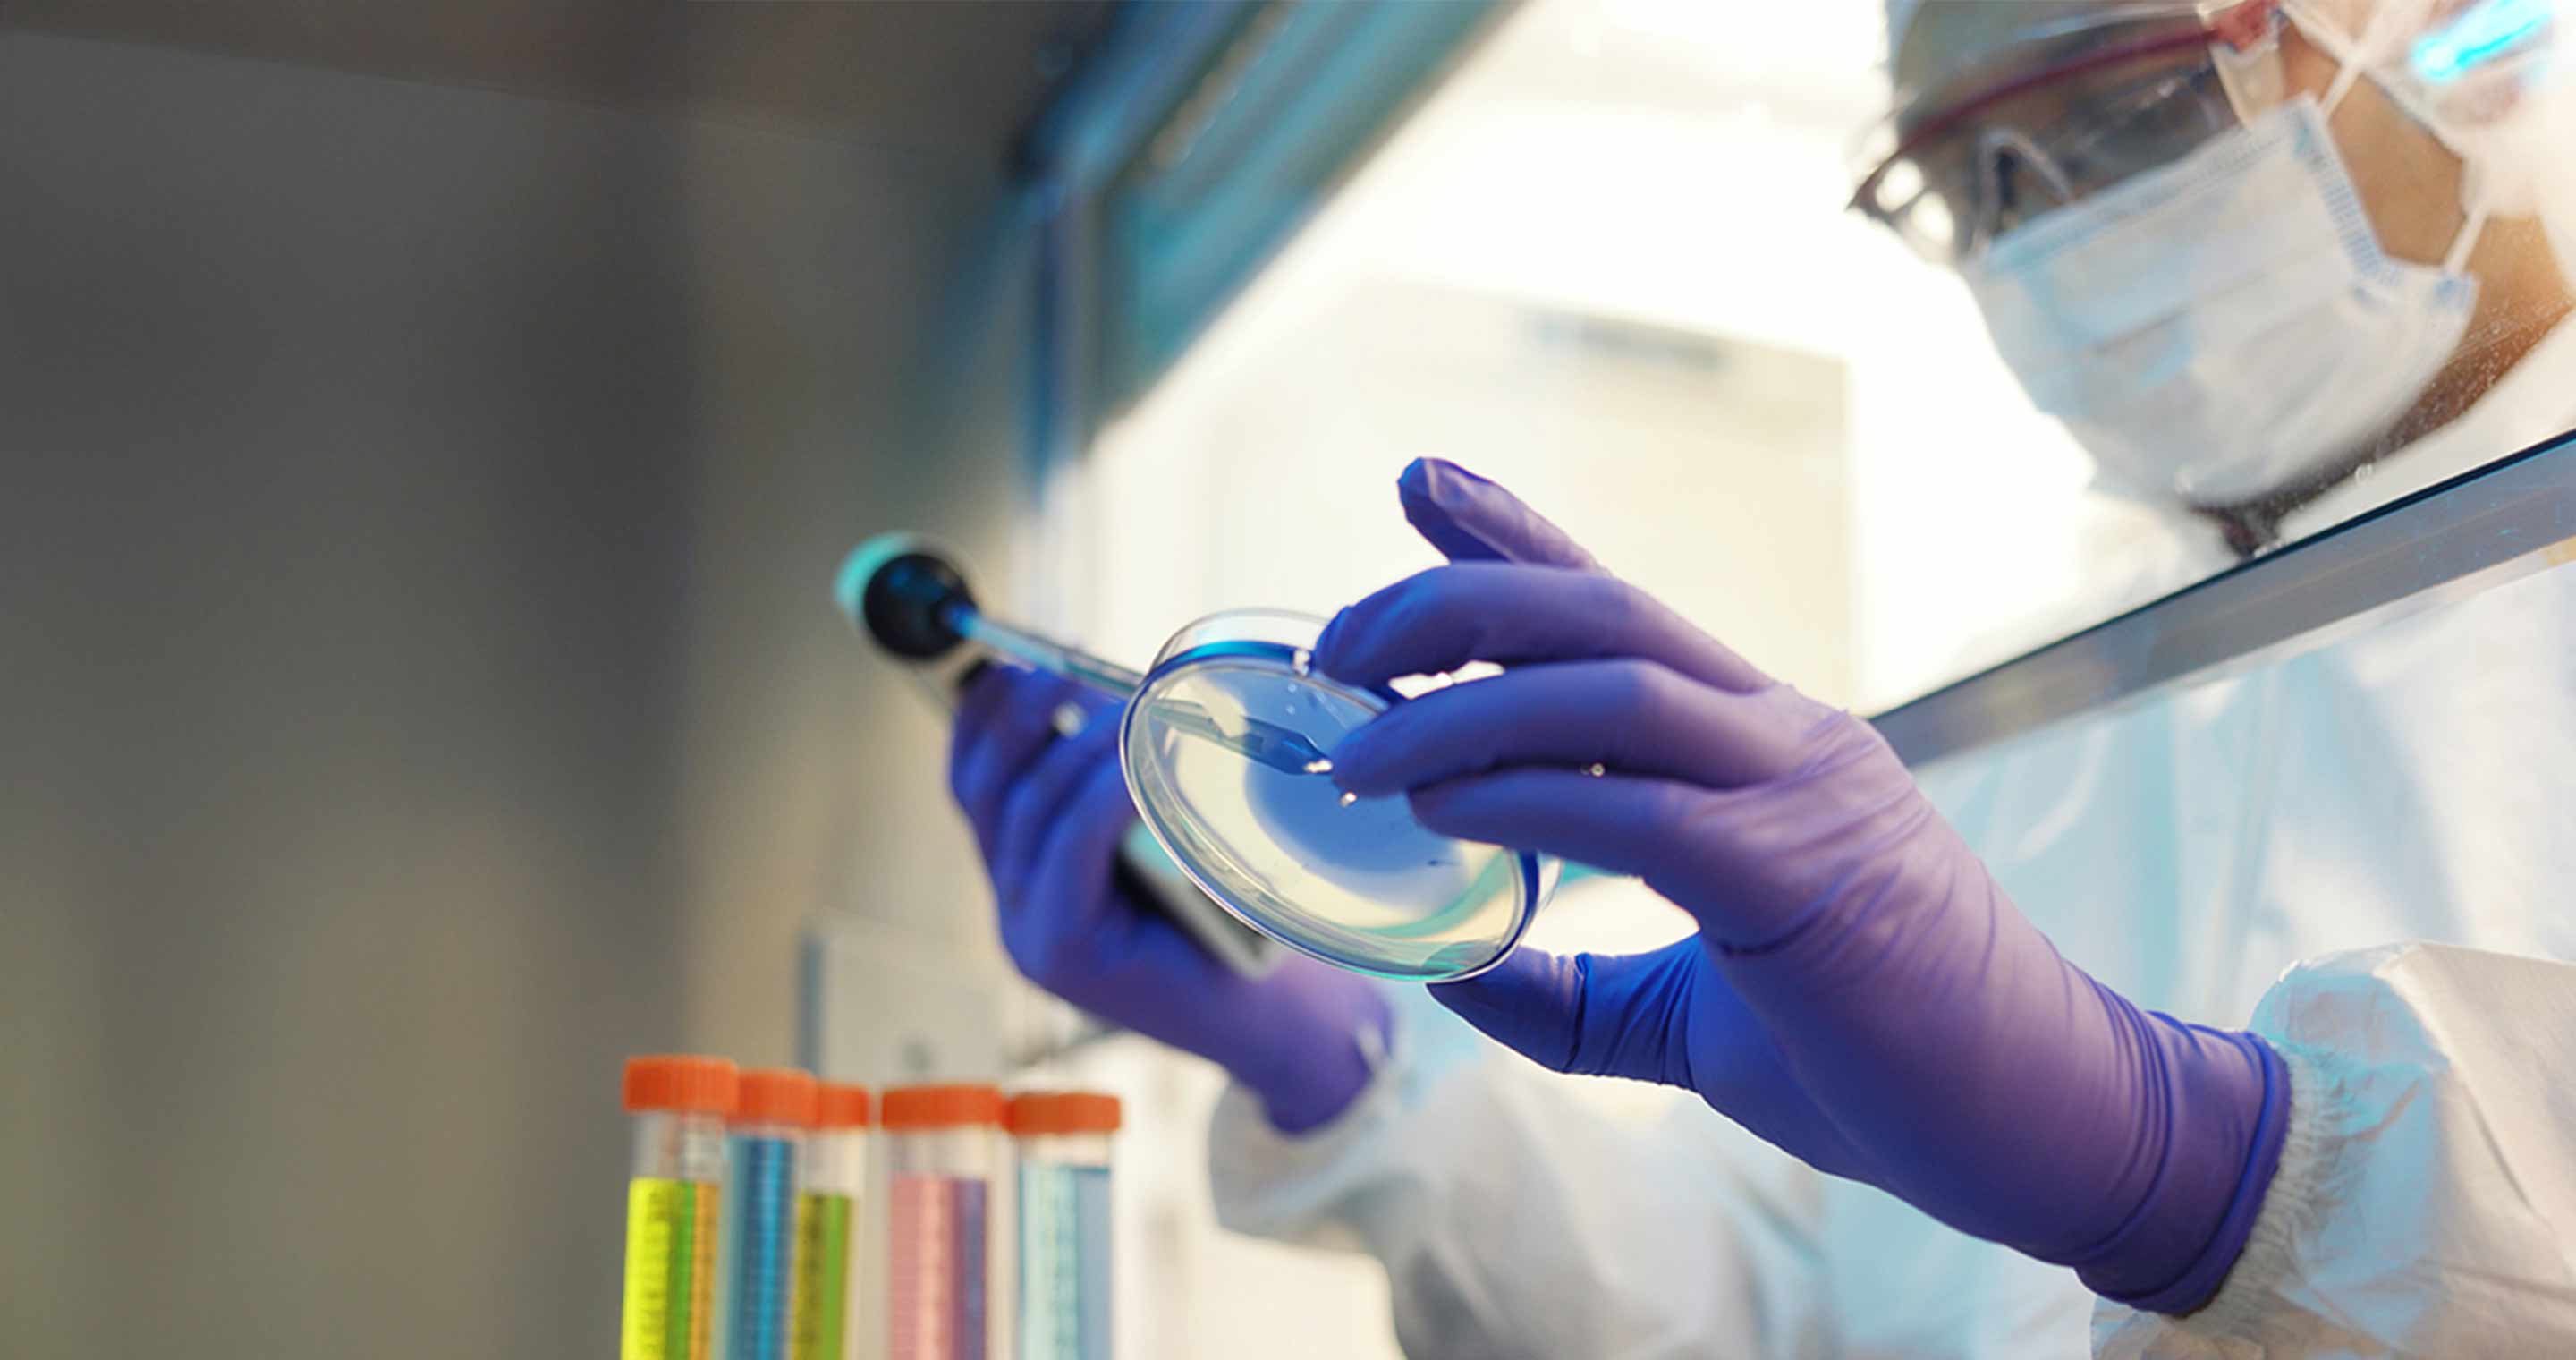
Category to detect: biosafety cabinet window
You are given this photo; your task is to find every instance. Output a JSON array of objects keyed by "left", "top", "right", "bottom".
[{"left": 1077, "top": 0, "right": 2576, "bottom": 715}]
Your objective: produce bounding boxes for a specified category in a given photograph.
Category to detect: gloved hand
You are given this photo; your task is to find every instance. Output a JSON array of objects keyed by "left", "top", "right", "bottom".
[
  {"left": 951, "top": 666, "right": 1387, "bottom": 1133},
  {"left": 1314, "top": 459, "right": 2293, "bottom": 1313}
]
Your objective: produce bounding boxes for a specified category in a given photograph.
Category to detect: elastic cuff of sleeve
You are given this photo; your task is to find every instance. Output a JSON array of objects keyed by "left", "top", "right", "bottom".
[
  {"left": 2094, "top": 1032, "right": 2296, "bottom": 1315},
  {"left": 2150, "top": 1041, "right": 2328, "bottom": 1334}
]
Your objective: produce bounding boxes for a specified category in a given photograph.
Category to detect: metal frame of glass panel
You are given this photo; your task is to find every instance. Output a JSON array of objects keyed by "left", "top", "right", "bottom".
[{"left": 1873, "top": 428, "right": 2576, "bottom": 766}]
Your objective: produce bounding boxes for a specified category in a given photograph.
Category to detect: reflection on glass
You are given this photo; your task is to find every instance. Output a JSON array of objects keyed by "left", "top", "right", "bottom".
[
  {"left": 1078, "top": 0, "right": 2576, "bottom": 715},
  {"left": 1862, "top": 0, "right": 2576, "bottom": 600},
  {"left": 1912, "top": 503, "right": 2576, "bottom": 1055}
]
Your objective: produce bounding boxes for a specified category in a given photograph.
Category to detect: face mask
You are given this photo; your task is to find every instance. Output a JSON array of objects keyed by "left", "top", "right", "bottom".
[{"left": 1962, "top": 96, "right": 2479, "bottom": 506}]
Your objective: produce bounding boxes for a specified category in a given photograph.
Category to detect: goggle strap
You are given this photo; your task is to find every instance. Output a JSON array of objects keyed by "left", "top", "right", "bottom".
[{"left": 2445, "top": 183, "right": 2493, "bottom": 275}]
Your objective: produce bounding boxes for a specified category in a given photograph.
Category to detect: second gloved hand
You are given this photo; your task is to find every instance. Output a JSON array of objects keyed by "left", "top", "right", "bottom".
[
  {"left": 952, "top": 666, "right": 1385, "bottom": 1133},
  {"left": 1313, "top": 459, "right": 2292, "bottom": 1314}
]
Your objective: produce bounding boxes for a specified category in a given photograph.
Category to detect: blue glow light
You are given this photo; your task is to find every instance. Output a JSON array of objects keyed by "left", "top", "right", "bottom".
[{"left": 2411, "top": 0, "right": 2553, "bottom": 84}]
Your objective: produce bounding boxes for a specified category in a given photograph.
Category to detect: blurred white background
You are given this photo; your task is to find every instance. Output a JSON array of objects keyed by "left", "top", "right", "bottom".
[{"left": 38, "top": 0, "right": 2567, "bottom": 1356}]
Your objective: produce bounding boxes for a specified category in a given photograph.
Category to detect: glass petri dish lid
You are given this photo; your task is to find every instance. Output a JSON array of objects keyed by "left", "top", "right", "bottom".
[{"left": 1120, "top": 608, "right": 1555, "bottom": 982}]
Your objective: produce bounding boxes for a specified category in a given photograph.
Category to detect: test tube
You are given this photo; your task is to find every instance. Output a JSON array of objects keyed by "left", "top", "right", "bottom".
[
  {"left": 1006, "top": 1093, "right": 1119, "bottom": 1360},
  {"left": 883, "top": 1084, "right": 1008, "bottom": 1360},
  {"left": 623, "top": 1055, "right": 739, "bottom": 1360},
  {"left": 724, "top": 1068, "right": 819, "bottom": 1360},
  {"left": 792, "top": 1083, "right": 871, "bottom": 1360}
]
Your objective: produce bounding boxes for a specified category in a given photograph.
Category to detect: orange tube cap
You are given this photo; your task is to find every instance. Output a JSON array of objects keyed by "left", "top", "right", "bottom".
[
  {"left": 623, "top": 1055, "right": 739, "bottom": 1116},
  {"left": 816, "top": 1082, "right": 874, "bottom": 1129},
  {"left": 1007, "top": 1091, "right": 1123, "bottom": 1135},
  {"left": 734, "top": 1068, "right": 818, "bottom": 1126},
  {"left": 881, "top": 1083, "right": 1006, "bottom": 1130}
]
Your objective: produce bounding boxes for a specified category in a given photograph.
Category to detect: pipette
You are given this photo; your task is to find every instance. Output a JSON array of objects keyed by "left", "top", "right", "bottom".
[
  {"left": 838, "top": 534, "right": 1570, "bottom": 982},
  {"left": 835, "top": 533, "right": 1287, "bottom": 980},
  {"left": 837, "top": 538, "right": 1328, "bottom": 776}
]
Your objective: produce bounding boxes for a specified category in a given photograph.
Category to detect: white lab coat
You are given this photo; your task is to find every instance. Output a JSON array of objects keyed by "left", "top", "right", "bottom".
[{"left": 1203, "top": 321, "right": 2576, "bottom": 1356}]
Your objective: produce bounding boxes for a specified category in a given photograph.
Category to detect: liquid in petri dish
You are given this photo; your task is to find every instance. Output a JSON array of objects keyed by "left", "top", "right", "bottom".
[
  {"left": 1121, "top": 608, "right": 1551, "bottom": 982},
  {"left": 1131, "top": 657, "right": 1516, "bottom": 968}
]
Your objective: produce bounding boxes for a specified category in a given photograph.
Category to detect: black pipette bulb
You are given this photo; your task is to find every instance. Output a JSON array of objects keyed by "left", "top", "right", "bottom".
[{"left": 836, "top": 536, "right": 975, "bottom": 660}]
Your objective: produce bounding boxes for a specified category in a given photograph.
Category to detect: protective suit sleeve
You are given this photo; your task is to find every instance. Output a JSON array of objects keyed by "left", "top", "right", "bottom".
[
  {"left": 1208, "top": 987, "right": 1831, "bottom": 1360},
  {"left": 2094, "top": 943, "right": 2576, "bottom": 1356}
]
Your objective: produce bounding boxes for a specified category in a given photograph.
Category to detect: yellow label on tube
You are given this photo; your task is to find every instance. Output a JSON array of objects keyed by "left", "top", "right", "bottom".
[{"left": 622, "top": 1178, "right": 680, "bottom": 1360}]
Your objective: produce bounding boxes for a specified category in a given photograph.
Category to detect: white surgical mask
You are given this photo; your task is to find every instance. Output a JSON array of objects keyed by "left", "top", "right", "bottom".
[{"left": 1962, "top": 96, "right": 2479, "bottom": 506}]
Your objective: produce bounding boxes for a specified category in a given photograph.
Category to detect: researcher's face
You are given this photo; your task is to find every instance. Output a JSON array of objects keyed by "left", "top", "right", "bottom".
[{"left": 1879, "top": 0, "right": 2547, "bottom": 532}]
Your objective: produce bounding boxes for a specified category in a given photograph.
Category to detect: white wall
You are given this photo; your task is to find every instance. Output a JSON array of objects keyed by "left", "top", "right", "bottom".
[{"left": 1090, "top": 279, "right": 1854, "bottom": 699}]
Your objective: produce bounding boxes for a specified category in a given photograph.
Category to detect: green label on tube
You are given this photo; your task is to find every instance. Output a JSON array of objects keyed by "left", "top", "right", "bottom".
[{"left": 792, "top": 1192, "right": 852, "bottom": 1360}]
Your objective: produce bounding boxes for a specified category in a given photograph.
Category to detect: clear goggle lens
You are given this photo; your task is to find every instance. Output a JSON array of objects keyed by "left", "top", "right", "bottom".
[
  {"left": 1853, "top": 0, "right": 2561, "bottom": 263},
  {"left": 1852, "top": 26, "right": 2239, "bottom": 262}
]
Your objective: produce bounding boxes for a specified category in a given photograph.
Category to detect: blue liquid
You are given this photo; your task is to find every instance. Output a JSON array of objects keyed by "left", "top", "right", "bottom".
[
  {"left": 724, "top": 1135, "right": 798, "bottom": 1360},
  {"left": 1016, "top": 1164, "right": 1110, "bottom": 1360},
  {"left": 1129, "top": 653, "right": 1548, "bottom": 982}
]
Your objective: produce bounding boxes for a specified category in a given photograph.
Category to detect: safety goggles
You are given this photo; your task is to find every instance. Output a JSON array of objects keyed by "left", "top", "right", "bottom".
[{"left": 1851, "top": 0, "right": 2558, "bottom": 264}]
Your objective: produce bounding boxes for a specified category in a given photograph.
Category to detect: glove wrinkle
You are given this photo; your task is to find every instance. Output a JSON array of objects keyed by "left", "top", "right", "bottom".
[{"left": 1563, "top": 952, "right": 1597, "bottom": 1075}]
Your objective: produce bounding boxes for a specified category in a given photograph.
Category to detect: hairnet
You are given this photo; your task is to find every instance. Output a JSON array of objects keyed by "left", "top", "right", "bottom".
[{"left": 1885, "top": 0, "right": 2201, "bottom": 86}]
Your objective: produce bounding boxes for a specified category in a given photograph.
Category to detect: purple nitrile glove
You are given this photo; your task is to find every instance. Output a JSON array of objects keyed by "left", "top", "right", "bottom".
[
  {"left": 1312, "top": 458, "right": 2291, "bottom": 1313},
  {"left": 950, "top": 665, "right": 1386, "bottom": 1133}
]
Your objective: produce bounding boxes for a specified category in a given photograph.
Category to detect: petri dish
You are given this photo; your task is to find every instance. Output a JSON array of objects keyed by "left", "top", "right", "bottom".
[{"left": 1119, "top": 608, "right": 1555, "bottom": 982}]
